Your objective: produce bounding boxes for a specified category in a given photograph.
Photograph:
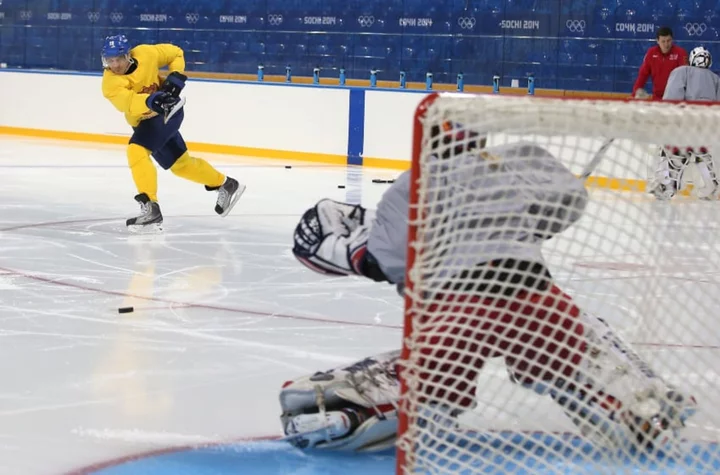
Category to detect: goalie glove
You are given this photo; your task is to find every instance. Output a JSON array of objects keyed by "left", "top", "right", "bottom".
[
  {"left": 292, "top": 199, "right": 375, "bottom": 277},
  {"left": 279, "top": 350, "right": 400, "bottom": 452}
]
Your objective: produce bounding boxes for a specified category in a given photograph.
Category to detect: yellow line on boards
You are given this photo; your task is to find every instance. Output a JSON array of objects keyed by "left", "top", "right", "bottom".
[
  {"left": 0, "top": 126, "right": 347, "bottom": 166},
  {"left": 1, "top": 126, "right": 665, "bottom": 195}
]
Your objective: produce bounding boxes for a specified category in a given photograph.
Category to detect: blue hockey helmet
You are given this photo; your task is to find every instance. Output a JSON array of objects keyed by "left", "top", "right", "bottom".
[{"left": 101, "top": 35, "right": 132, "bottom": 68}]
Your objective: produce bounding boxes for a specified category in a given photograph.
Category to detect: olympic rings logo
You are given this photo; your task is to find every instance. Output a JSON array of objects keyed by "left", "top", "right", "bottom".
[
  {"left": 566, "top": 19, "right": 586, "bottom": 33},
  {"left": 87, "top": 11, "right": 100, "bottom": 23},
  {"left": 358, "top": 15, "right": 375, "bottom": 27},
  {"left": 19, "top": 10, "right": 32, "bottom": 20},
  {"left": 457, "top": 17, "right": 476, "bottom": 29},
  {"left": 268, "top": 14, "right": 283, "bottom": 26},
  {"left": 109, "top": 11, "right": 123, "bottom": 23},
  {"left": 185, "top": 13, "right": 199, "bottom": 24},
  {"left": 684, "top": 23, "right": 707, "bottom": 36}
]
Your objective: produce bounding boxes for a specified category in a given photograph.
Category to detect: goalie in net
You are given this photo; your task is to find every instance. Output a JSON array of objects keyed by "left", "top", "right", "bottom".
[
  {"left": 648, "top": 46, "right": 720, "bottom": 201},
  {"left": 281, "top": 115, "right": 697, "bottom": 460}
]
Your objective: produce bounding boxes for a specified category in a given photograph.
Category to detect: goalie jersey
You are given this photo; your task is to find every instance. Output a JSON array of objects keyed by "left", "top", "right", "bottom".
[
  {"left": 367, "top": 143, "right": 588, "bottom": 290},
  {"left": 663, "top": 65, "right": 720, "bottom": 101}
]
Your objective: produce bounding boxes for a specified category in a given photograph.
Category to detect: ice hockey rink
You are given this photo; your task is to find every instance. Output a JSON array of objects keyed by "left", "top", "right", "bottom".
[{"left": 2, "top": 135, "right": 720, "bottom": 475}]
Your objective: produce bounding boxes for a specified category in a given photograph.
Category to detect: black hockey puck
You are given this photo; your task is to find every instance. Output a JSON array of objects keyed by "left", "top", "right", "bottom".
[
  {"left": 338, "top": 185, "right": 346, "bottom": 189},
  {"left": 372, "top": 179, "right": 388, "bottom": 184},
  {"left": 285, "top": 165, "right": 292, "bottom": 169},
  {"left": 118, "top": 307, "right": 134, "bottom": 314}
]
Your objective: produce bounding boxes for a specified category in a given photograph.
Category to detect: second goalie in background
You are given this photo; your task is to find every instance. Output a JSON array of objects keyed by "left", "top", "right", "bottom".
[
  {"left": 280, "top": 121, "right": 697, "bottom": 455},
  {"left": 648, "top": 46, "right": 720, "bottom": 200}
]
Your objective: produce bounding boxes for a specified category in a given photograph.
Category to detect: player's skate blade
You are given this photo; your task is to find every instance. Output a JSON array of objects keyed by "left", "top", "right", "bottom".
[
  {"left": 126, "top": 193, "right": 164, "bottom": 233},
  {"left": 127, "top": 222, "right": 163, "bottom": 234},
  {"left": 215, "top": 177, "right": 245, "bottom": 217}
]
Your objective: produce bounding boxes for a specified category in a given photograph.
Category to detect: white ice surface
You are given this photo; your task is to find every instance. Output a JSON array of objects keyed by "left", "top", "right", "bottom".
[
  {"left": 1, "top": 136, "right": 719, "bottom": 475},
  {"left": 0, "top": 137, "right": 403, "bottom": 474}
]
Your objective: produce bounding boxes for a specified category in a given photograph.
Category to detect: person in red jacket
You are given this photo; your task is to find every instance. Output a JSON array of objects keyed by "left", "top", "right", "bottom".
[{"left": 632, "top": 26, "right": 688, "bottom": 100}]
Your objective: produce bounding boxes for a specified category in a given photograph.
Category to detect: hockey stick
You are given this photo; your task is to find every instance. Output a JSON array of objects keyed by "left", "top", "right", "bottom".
[
  {"left": 580, "top": 138, "right": 615, "bottom": 180},
  {"left": 163, "top": 96, "right": 186, "bottom": 124}
]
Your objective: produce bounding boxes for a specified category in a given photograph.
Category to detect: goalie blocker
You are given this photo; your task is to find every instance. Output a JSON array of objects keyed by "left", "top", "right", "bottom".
[{"left": 286, "top": 131, "right": 697, "bottom": 455}]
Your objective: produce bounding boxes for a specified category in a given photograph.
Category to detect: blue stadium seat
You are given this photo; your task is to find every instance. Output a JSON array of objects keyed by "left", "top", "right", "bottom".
[
  {"left": 599, "top": 66, "right": 615, "bottom": 82},
  {"left": 355, "top": 45, "right": 370, "bottom": 58},
  {"left": 0, "top": 27, "right": 26, "bottom": 67},
  {"left": 331, "top": 40, "right": 351, "bottom": 65},
  {"left": 12, "top": 0, "right": 720, "bottom": 92},
  {"left": 249, "top": 41, "right": 266, "bottom": 55},
  {"left": 294, "top": 42, "right": 309, "bottom": 58}
]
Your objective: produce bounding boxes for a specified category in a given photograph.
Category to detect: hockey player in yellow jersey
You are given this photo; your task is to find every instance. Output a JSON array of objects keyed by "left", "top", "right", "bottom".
[{"left": 101, "top": 34, "right": 245, "bottom": 232}]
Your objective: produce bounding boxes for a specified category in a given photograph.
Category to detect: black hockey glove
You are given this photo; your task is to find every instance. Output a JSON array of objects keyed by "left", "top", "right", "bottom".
[{"left": 160, "top": 71, "right": 187, "bottom": 97}]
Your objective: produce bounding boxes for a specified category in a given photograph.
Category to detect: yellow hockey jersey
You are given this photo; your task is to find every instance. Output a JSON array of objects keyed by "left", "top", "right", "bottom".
[{"left": 101, "top": 44, "right": 186, "bottom": 127}]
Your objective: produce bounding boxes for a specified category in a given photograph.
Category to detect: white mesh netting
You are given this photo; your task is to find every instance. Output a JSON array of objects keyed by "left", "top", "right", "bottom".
[{"left": 397, "top": 94, "right": 720, "bottom": 474}]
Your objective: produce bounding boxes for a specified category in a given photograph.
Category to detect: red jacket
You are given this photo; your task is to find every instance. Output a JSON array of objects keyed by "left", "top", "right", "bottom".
[{"left": 632, "top": 44, "right": 688, "bottom": 100}]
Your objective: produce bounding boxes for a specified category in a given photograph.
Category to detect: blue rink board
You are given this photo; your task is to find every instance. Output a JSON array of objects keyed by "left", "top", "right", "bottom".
[{"left": 89, "top": 433, "right": 720, "bottom": 475}]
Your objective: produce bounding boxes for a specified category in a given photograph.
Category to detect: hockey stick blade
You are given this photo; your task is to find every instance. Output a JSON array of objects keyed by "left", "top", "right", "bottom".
[
  {"left": 163, "top": 96, "right": 186, "bottom": 124},
  {"left": 580, "top": 138, "right": 615, "bottom": 180}
]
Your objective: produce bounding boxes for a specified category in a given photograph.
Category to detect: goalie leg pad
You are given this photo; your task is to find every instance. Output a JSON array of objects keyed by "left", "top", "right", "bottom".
[
  {"left": 284, "top": 409, "right": 359, "bottom": 449},
  {"left": 524, "top": 311, "right": 697, "bottom": 452},
  {"left": 691, "top": 150, "right": 719, "bottom": 200},
  {"left": 648, "top": 147, "right": 689, "bottom": 200},
  {"left": 283, "top": 407, "right": 396, "bottom": 452},
  {"left": 311, "top": 410, "right": 397, "bottom": 452},
  {"left": 280, "top": 350, "right": 400, "bottom": 415},
  {"left": 279, "top": 350, "right": 401, "bottom": 451}
]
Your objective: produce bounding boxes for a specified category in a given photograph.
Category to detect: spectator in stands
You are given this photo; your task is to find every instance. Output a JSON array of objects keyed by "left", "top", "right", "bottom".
[{"left": 632, "top": 26, "right": 688, "bottom": 100}]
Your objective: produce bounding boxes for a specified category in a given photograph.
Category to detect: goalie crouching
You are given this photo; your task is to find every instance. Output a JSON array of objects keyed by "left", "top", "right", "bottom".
[{"left": 282, "top": 126, "right": 697, "bottom": 455}]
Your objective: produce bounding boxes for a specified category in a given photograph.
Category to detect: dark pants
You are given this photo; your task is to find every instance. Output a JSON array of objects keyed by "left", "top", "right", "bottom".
[{"left": 129, "top": 108, "right": 187, "bottom": 170}]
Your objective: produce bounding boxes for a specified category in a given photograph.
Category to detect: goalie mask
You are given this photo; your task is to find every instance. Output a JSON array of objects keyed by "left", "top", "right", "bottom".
[
  {"left": 690, "top": 46, "right": 712, "bottom": 69},
  {"left": 429, "top": 120, "right": 487, "bottom": 159}
]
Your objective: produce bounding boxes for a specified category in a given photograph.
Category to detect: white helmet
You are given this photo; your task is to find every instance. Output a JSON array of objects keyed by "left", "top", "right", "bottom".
[{"left": 690, "top": 46, "right": 712, "bottom": 68}]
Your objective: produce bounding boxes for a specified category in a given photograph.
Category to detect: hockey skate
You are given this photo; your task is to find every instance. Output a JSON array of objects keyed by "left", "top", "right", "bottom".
[
  {"left": 208, "top": 177, "right": 245, "bottom": 217},
  {"left": 126, "top": 193, "right": 163, "bottom": 233}
]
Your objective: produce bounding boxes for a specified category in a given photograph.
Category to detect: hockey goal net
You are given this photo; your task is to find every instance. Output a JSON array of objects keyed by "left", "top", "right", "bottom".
[{"left": 397, "top": 93, "right": 720, "bottom": 474}]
